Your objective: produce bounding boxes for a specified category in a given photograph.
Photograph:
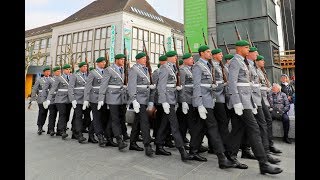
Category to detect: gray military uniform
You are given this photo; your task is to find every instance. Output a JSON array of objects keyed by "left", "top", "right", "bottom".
[
  {"left": 212, "top": 59, "right": 227, "bottom": 103},
  {"left": 40, "top": 76, "right": 56, "bottom": 103},
  {"left": 257, "top": 68, "right": 271, "bottom": 107},
  {"left": 248, "top": 60, "right": 262, "bottom": 107},
  {"left": 180, "top": 65, "right": 193, "bottom": 105},
  {"left": 192, "top": 58, "right": 215, "bottom": 109},
  {"left": 98, "top": 64, "right": 127, "bottom": 105},
  {"left": 47, "top": 75, "right": 70, "bottom": 104},
  {"left": 31, "top": 77, "right": 48, "bottom": 104},
  {"left": 149, "top": 68, "right": 160, "bottom": 104},
  {"left": 68, "top": 72, "right": 87, "bottom": 104},
  {"left": 158, "top": 62, "right": 178, "bottom": 105},
  {"left": 84, "top": 69, "right": 104, "bottom": 103}
]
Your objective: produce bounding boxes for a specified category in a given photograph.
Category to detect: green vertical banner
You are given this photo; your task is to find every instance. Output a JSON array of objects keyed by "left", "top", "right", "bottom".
[
  {"left": 110, "top": 25, "right": 116, "bottom": 63},
  {"left": 123, "top": 21, "right": 132, "bottom": 61},
  {"left": 167, "top": 37, "right": 172, "bottom": 51},
  {"left": 184, "top": 0, "right": 208, "bottom": 53}
]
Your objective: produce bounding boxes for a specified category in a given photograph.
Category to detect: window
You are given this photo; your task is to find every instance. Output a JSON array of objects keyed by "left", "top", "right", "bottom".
[
  {"left": 34, "top": 40, "right": 40, "bottom": 50},
  {"left": 40, "top": 39, "right": 46, "bottom": 49},
  {"left": 73, "top": 33, "right": 78, "bottom": 43},
  {"left": 132, "top": 27, "right": 150, "bottom": 62},
  {"left": 92, "top": 26, "right": 111, "bottom": 61},
  {"left": 150, "top": 32, "right": 164, "bottom": 63},
  {"left": 175, "top": 39, "right": 183, "bottom": 55},
  {"left": 47, "top": 38, "right": 51, "bottom": 48}
]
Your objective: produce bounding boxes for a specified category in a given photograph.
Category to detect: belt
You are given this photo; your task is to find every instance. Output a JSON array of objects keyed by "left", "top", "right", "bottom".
[
  {"left": 184, "top": 84, "right": 193, "bottom": 87},
  {"left": 200, "top": 84, "right": 211, "bottom": 87},
  {"left": 251, "top": 84, "right": 260, "bottom": 87},
  {"left": 236, "top": 83, "right": 251, "bottom": 87},
  {"left": 74, "top": 87, "right": 85, "bottom": 90},
  {"left": 260, "top": 87, "right": 269, "bottom": 90},
  {"left": 93, "top": 86, "right": 100, "bottom": 89},
  {"left": 166, "top": 84, "right": 176, "bottom": 88},
  {"left": 58, "top": 89, "right": 68, "bottom": 92},
  {"left": 216, "top": 80, "right": 224, "bottom": 84},
  {"left": 108, "top": 85, "right": 121, "bottom": 88},
  {"left": 38, "top": 90, "right": 43, "bottom": 92},
  {"left": 137, "top": 85, "right": 148, "bottom": 88}
]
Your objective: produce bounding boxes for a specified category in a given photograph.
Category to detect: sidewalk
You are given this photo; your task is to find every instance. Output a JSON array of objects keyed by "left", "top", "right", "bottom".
[{"left": 25, "top": 102, "right": 295, "bottom": 180}]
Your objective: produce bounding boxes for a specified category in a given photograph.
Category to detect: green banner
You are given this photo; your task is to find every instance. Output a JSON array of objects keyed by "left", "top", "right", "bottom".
[
  {"left": 184, "top": 0, "right": 208, "bottom": 53},
  {"left": 110, "top": 25, "right": 116, "bottom": 63}
]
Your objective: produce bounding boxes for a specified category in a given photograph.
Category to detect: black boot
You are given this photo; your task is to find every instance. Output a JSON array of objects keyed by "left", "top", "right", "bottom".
[
  {"left": 61, "top": 131, "right": 68, "bottom": 140},
  {"left": 48, "top": 129, "right": 55, "bottom": 136},
  {"left": 217, "top": 153, "right": 236, "bottom": 169},
  {"left": 198, "top": 145, "right": 209, "bottom": 153},
  {"left": 178, "top": 146, "right": 192, "bottom": 161},
  {"left": 164, "top": 140, "right": 175, "bottom": 148},
  {"left": 259, "top": 161, "right": 283, "bottom": 175},
  {"left": 184, "top": 144, "right": 190, "bottom": 150},
  {"left": 129, "top": 142, "right": 144, "bottom": 151},
  {"left": 225, "top": 151, "right": 248, "bottom": 169},
  {"left": 241, "top": 147, "right": 256, "bottom": 159},
  {"left": 88, "top": 134, "right": 98, "bottom": 143},
  {"left": 269, "top": 146, "right": 282, "bottom": 154},
  {"left": 78, "top": 133, "right": 87, "bottom": 144},
  {"left": 207, "top": 148, "right": 216, "bottom": 154},
  {"left": 283, "top": 136, "right": 292, "bottom": 144},
  {"left": 97, "top": 134, "right": 107, "bottom": 147},
  {"left": 145, "top": 144, "right": 154, "bottom": 157},
  {"left": 116, "top": 136, "right": 128, "bottom": 150},
  {"left": 156, "top": 145, "right": 172, "bottom": 156},
  {"left": 189, "top": 147, "right": 207, "bottom": 162},
  {"left": 37, "top": 126, "right": 43, "bottom": 135},
  {"left": 267, "top": 154, "right": 281, "bottom": 164},
  {"left": 106, "top": 138, "right": 118, "bottom": 147},
  {"left": 123, "top": 133, "right": 130, "bottom": 141},
  {"left": 72, "top": 132, "right": 78, "bottom": 140}
]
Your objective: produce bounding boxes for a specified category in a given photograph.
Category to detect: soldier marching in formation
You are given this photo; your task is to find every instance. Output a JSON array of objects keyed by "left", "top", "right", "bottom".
[{"left": 29, "top": 35, "right": 289, "bottom": 175}]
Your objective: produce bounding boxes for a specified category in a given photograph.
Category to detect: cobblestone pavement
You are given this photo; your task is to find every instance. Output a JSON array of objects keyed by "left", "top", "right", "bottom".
[{"left": 25, "top": 102, "right": 295, "bottom": 180}]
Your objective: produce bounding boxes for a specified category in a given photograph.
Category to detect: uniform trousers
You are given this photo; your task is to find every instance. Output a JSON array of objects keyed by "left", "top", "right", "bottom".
[
  {"left": 109, "top": 104, "right": 127, "bottom": 137},
  {"left": 130, "top": 104, "right": 152, "bottom": 145},
  {"left": 37, "top": 103, "right": 48, "bottom": 127},
  {"left": 47, "top": 104, "right": 58, "bottom": 131},
  {"left": 261, "top": 100, "right": 274, "bottom": 146},
  {"left": 90, "top": 103, "right": 108, "bottom": 136},
  {"left": 56, "top": 103, "right": 72, "bottom": 132}
]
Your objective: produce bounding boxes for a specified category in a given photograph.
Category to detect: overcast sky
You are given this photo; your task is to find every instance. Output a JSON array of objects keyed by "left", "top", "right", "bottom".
[{"left": 25, "top": 0, "right": 183, "bottom": 30}]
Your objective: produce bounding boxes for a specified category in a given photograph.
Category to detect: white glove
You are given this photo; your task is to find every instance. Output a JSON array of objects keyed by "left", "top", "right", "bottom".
[
  {"left": 97, "top": 101, "right": 104, "bottom": 110},
  {"left": 269, "top": 108, "right": 273, "bottom": 111},
  {"left": 198, "top": 105, "right": 208, "bottom": 119},
  {"left": 43, "top": 100, "right": 50, "bottom": 109},
  {"left": 107, "top": 105, "right": 110, "bottom": 109},
  {"left": 182, "top": 102, "right": 189, "bottom": 114},
  {"left": 132, "top": 100, "right": 140, "bottom": 113},
  {"left": 149, "top": 84, "right": 156, "bottom": 90},
  {"left": 234, "top": 103, "right": 244, "bottom": 116},
  {"left": 176, "top": 85, "right": 183, "bottom": 91},
  {"left": 223, "top": 82, "right": 228, "bottom": 86},
  {"left": 122, "top": 85, "right": 127, "bottom": 89},
  {"left": 72, "top": 100, "right": 77, "bottom": 109},
  {"left": 82, "top": 100, "right": 89, "bottom": 110},
  {"left": 162, "top": 102, "right": 170, "bottom": 114},
  {"left": 252, "top": 103, "right": 258, "bottom": 115},
  {"left": 212, "top": 83, "right": 218, "bottom": 89},
  {"left": 147, "top": 102, "right": 154, "bottom": 110}
]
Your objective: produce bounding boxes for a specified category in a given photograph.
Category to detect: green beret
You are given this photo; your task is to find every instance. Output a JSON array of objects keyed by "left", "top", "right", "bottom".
[
  {"left": 78, "top": 62, "right": 87, "bottom": 68},
  {"left": 159, "top": 55, "right": 167, "bottom": 61},
  {"left": 256, "top": 55, "right": 264, "bottom": 61},
  {"left": 249, "top": 47, "right": 258, "bottom": 52},
  {"left": 135, "top": 52, "right": 146, "bottom": 59},
  {"left": 224, "top": 54, "right": 234, "bottom": 60},
  {"left": 115, "top": 54, "right": 126, "bottom": 59},
  {"left": 157, "top": 63, "right": 161, "bottom": 68},
  {"left": 76, "top": 69, "right": 79, "bottom": 73},
  {"left": 211, "top": 48, "right": 222, "bottom": 55},
  {"left": 179, "top": 59, "right": 184, "bottom": 65},
  {"left": 96, "top": 57, "right": 106, "bottom": 62},
  {"left": 165, "top": 51, "right": 177, "bottom": 57},
  {"left": 62, "top": 64, "right": 71, "bottom": 69},
  {"left": 89, "top": 67, "right": 94, "bottom": 71},
  {"left": 43, "top": 66, "right": 51, "bottom": 72},
  {"left": 53, "top": 66, "right": 61, "bottom": 72},
  {"left": 198, "top": 45, "right": 210, "bottom": 52},
  {"left": 235, "top": 40, "right": 250, "bottom": 46},
  {"left": 182, "top": 53, "right": 192, "bottom": 59}
]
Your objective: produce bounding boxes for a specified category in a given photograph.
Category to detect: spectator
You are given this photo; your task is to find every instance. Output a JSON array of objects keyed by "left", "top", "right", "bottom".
[{"left": 280, "top": 74, "right": 295, "bottom": 104}]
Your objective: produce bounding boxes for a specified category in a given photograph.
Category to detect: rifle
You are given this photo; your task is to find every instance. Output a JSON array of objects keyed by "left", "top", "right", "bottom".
[
  {"left": 201, "top": 28, "right": 215, "bottom": 84},
  {"left": 162, "top": 41, "right": 167, "bottom": 54},
  {"left": 210, "top": 34, "right": 227, "bottom": 83},
  {"left": 234, "top": 21, "right": 242, "bottom": 40},
  {"left": 105, "top": 51, "right": 110, "bottom": 68},
  {"left": 142, "top": 40, "right": 153, "bottom": 84},
  {"left": 50, "top": 57, "right": 53, "bottom": 76},
  {"left": 222, "top": 34, "right": 230, "bottom": 54},
  {"left": 245, "top": 27, "right": 255, "bottom": 47},
  {"left": 123, "top": 39, "right": 129, "bottom": 85},
  {"left": 85, "top": 48, "right": 89, "bottom": 74},
  {"left": 185, "top": 36, "right": 192, "bottom": 53},
  {"left": 172, "top": 34, "right": 181, "bottom": 86}
]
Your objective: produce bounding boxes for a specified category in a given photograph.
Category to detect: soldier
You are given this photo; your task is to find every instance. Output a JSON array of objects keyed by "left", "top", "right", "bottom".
[
  {"left": 223, "top": 54, "right": 234, "bottom": 119},
  {"left": 98, "top": 54, "right": 128, "bottom": 150},
  {"left": 155, "top": 50, "right": 191, "bottom": 161},
  {"left": 68, "top": 62, "right": 89, "bottom": 144},
  {"left": 255, "top": 55, "right": 282, "bottom": 153},
  {"left": 280, "top": 74, "right": 295, "bottom": 104},
  {"left": 192, "top": 45, "right": 234, "bottom": 168},
  {"left": 44, "top": 64, "right": 73, "bottom": 139},
  {"left": 245, "top": 50, "right": 280, "bottom": 164},
  {"left": 41, "top": 66, "right": 61, "bottom": 136},
  {"left": 268, "top": 83, "right": 291, "bottom": 144},
  {"left": 30, "top": 66, "right": 51, "bottom": 135},
  {"left": 178, "top": 53, "right": 206, "bottom": 161},
  {"left": 223, "top": 54, "right": 233, "bottom": 68},
  {"left": 83, "top": 57, "right": 110, "bottom": 147},
  {"left": 127, "top": 52, "right": 155, "bottom": 156},
  {"left": 225, "top": 40, "right": 282, "bottom": 174}
]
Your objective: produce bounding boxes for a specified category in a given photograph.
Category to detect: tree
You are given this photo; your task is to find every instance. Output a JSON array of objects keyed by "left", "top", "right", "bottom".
[{"left": 25, "top": 41, "right": 48, "bottom": 81}]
